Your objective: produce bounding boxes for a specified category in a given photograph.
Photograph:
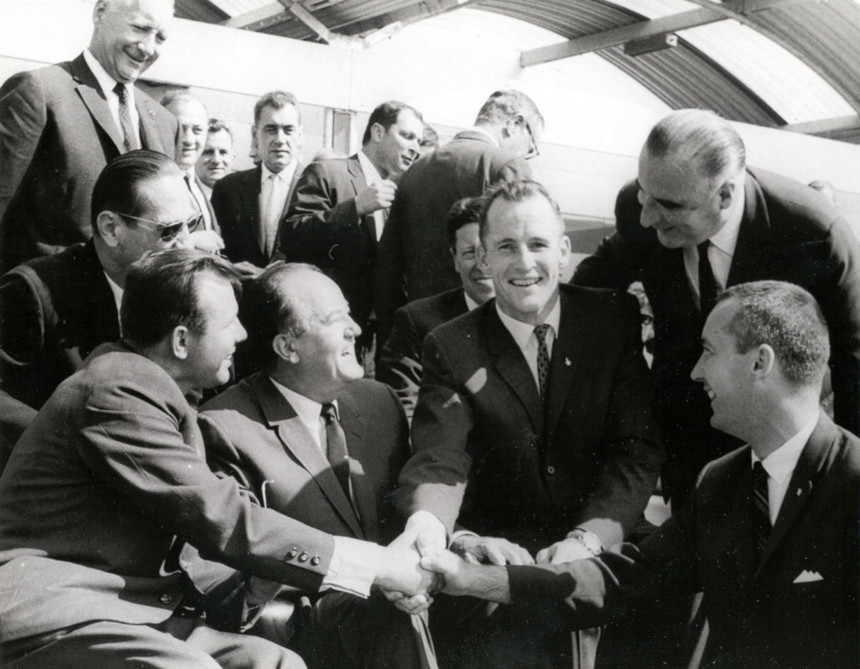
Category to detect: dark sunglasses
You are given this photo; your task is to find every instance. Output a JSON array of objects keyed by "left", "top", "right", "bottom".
[{"left": 116, "top": 212, "right": 203, "bottom": 242}]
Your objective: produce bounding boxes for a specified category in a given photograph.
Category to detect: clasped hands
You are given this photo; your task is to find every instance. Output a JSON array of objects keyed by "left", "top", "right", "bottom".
[{"left": 380, "top": 515, "right": 597, "bottom": 615}]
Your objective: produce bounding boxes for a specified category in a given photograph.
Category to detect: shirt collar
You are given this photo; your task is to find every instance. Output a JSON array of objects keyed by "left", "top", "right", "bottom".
[
  {"left": 357, "top": 149, "right": 383, "bottom": 184},
  {"left": 83, "top": 49, "right": 123, "bottom": 100},
  {"left": 467, "top": 126, "right": 499, "bottom": 147},
  {"left": 495, "top": 295, "right": 562, "bottom": 350},
  {"left": 103, "top": 270, "right": 123, "bottom": 319},
  {"left": 708, "top": 187, "right": 744, "bottom": 256},
  {"left": 260, "top": 161, "right": 296, "bottom": 186},
  {"left": 269, "top": 377, "right": 338, "bottom": 425},
  {"left": 752, "top": 410, "right": 819, "bottom": 485},
  {"left": 464, "top": 292, "right": 481, "bottom": 312}
]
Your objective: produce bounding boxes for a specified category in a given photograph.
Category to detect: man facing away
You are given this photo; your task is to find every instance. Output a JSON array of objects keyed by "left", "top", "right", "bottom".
[
  {"left": 0, "top": 0, "right": 178, "bottom": 273},
  {"left": 0, "top": 249, "right": 435, "bottom": 668},
  {"left": 212, "top": 91, "right": 304, "bottom": 274},
  {"left": 194, "top": 263, "right": 436, "bottom": 669},
  {"left": 572, "top": 108, "right": 860, "bottom": 508},
  {"left": 282, "top": 100, "right": 424, "bottom": 371},
  {"left": 374, "top": 90, "right": 541, "bottom": 347},
  {"left": 391, "top": 180, "right": 663, "bottom": 667},
  {"left": 377, "top": 196, "right": 494, "bottom": 420},
  {"left": 424, "top": 280, "right": 860, "bottom": 669}
]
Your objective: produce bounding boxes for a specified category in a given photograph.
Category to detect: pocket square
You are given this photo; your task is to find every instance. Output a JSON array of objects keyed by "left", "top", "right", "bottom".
[{"left": 793, "top": 570, "right": 824, "bottom": 584}]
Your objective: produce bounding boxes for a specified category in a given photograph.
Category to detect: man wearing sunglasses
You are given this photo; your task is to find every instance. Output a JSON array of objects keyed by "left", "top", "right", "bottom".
[{"left": 0, "top": 149, "right": 196, "bottom": 418}]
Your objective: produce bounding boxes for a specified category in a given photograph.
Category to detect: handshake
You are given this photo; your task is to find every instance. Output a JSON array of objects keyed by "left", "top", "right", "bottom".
[{"left": 373, "top": 512, "right": 599, "bottom": 614}]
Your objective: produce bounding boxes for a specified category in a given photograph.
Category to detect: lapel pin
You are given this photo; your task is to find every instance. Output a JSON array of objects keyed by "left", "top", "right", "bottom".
[
  {"left": 796, "top": 488, "right": 803, "bottom": 496},
  {"left": 565, "top": 357, "right": 572, "bottom": 367}
]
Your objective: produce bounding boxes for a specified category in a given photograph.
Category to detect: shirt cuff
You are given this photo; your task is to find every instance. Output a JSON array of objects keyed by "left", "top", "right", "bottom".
[{"left": 321, "top": 536, "right": 384, "bottom": 598}]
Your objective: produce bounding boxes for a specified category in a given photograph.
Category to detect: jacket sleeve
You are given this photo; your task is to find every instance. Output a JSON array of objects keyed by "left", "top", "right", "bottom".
[{"left": 376, "top": 305, "right": 424, "bottom": 421}]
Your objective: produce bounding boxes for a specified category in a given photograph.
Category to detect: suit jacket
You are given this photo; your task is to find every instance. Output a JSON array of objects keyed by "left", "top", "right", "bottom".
[
  {"left": 572, "top": 168, "right": 860, "bottom": 505},
  {"left": 396, "top": 285, "right": 664, "bottom": 553},
  {"left": 0, "top": 54, "right": 177, "bottom": 273},
  {"left": 0, "top": 239, "right": 119, "bottom": 410},
  {"left": 509, "top": 413, "right": 860, "bottom": 669},
  {"left": 281, "top": 156, "right": 378, "bottom": 332},
  {"left": 377, "top": 288, "right": 468, "bottom": 420},
  {"left": 189, "top": 171, "right": 220, "bottom": 234},
  {"left": 211, "top": 164, "right": 301, "bottom": 269},
  {"left": 375, "top": 131, "right": 531, "bottom": 346},
  {"left": 0, "top": 343, "right": 337, "bottom": 643}
]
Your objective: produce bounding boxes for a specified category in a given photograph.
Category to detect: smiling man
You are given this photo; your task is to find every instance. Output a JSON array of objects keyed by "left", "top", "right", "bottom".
[
  {"left": 377, "top": 197, "right": 493, "bottom": 420},
  {"left": 211, "top": 91, "right": 304, "bottom": 273},
  {"left": 283, "top": 100, "right": 424, "bottom": 371},
  {"left": 194, "top": 264, "right": 436, "bottom": 669},
  {"left": 391, "top": 179, "right": 663, "bottom": 667},
  {"left": 196, "top": 119, "right": 235, "bottom": 194},
  {"left": 0, "top": 0, "right": 178, "bottom": 274},
  {"left": 572, "top": 109, "right": 860, "bottom": 509}
]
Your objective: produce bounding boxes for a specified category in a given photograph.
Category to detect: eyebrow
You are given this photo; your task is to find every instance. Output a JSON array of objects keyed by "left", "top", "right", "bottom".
[{"left": 636, "top": 179, "right": 684, "bottom": 209}]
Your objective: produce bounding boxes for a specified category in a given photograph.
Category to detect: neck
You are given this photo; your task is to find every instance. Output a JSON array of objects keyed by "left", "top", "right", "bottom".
[
  {"left": 270, "top": 368, "right": 338, "bottom": 405},
  {"left": 93, "top": 239, "right": 127, "bottom": 288},
  {"left": 361, "top": 146, "right": 387, "bottom": 179},
  {"left": 748, "top": 393, "right": 820, "bottom": 460}
]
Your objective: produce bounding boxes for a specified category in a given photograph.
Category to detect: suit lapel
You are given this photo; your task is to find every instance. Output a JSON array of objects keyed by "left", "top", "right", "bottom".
[
  {"left": 70, "top": 55, "right": 124, "bottom": 154},
  {"left": 135, "top": 93, "right": 164, "bottom": 154},
  {"left": 253, "top": 376, "right": 363, "bottom": 537},
  {"left": 726, "top": 172, "right": 771, "bottom": 288},
  {"left": 731, "top": 451, "right": 759, "bottom": 586},
  {"left": 270, "top": 163, "right": 302, "bottom": 260},
  {"left": 485, "top": 306, "right": 543, "bottom": 434},
  {"left": 338, "top": 392, "right": 376, "bottom": 541},
  {"left": 545, "top": 291, "right": 580, "bottom": 438},
  {"left": 347, "top": 155, "right": 377, "bottom": 242},
  {"left": 755, "top": 416, "right": 835, "bottom": 577},
  {"left": 242, "top": 167, "right": 265, "bottom": 257}
]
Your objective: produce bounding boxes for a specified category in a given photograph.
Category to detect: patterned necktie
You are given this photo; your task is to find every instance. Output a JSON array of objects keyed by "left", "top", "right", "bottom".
[
  {"left": 113, "top": 83, "right": 139, "bottom": 152},
  {"left": 752, "top": 461, "right": 770, "bottom": 556},
  {"left": 534, "top": 324, "right": 551, "bottom": 401},
  {"left": 263, "top": 174, "right": 286, "bottom": 257},
  {"left": 698, "top": 240, "right": 717, "bottom": 318},
  {"left": 321, "top": 403, "right": 350, "bottom": 497}
]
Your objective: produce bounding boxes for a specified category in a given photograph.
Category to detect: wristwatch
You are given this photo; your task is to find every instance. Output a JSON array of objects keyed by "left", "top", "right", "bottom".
[{"left": 566, "top": 528, "right": 603, "bottom": 556}]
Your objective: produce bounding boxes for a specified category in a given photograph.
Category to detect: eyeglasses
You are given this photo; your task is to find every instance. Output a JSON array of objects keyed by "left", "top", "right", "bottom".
[
  {"left": 523, "top": 120, "right": 540, "bottom": 161},
  {"left": 116, "top": 212, "right": 203, "bottom": 242}
]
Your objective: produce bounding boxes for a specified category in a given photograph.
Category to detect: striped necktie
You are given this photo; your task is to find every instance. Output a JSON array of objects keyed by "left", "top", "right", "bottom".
[
  {"left": 534, "top": 323, "right": 551, "bottom": 401},
  {"left": 113, "top": 83, "right": 139, "bottom": 152},
  {"left": 752, "top": 461, "right": 770, "bottom": 556},
  {"left": 321, "top": 403, "right": 350, "bottom": 497}
]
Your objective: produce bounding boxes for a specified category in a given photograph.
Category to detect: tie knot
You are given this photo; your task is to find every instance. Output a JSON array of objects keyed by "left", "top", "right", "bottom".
[
  {"left": 321, "top": 403, "right": 337, "bottom": 424},
  {"left": 753, "top": 460, "right": 768, "bottom": 483},
  {"left": 113, "top": 82, "right": 127, "bottom": 101},
  {"left": 698, "top": 240, "right": 710, "bottom": 253},
  {"left": 534, "top": 323, "right": 551, "bottom": 342}
]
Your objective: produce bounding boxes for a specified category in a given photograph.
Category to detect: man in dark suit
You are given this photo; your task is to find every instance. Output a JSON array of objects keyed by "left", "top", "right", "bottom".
[
  {"left": 0, "top": 0, "right": 178, "bottom": 273},
  {"left": 0, "top": 249, "right": 433, "bottom": 668},
  {"left": 0, "top": 150, "right": 197, "bottom": 412},
  {"left": 161, "top": 91, "right": 224, "bottom": 255},
  {"left": 392, "top": 180, "right": 663, "bottom": 666},
  {"left": 196, "top": 263, "right": 435, "bottom": 669},
  {"left": 377, "top": 197, "right": 493, "bottom": 419},
  {"left": 572, "top": 109, "right": 860, "bottom": 508},
  {"left": 196, "top": 118, "right": 235, "bottom": 197},
  {"left": 212, "top": 91, "right": 304, "bottom": 275},
  {"left": 423, "top": 280, "right": 860, "bottom": 669},
  {"left": 282, "top": 101, "right": 424, "bottom": 368},
  {"left": 374, "top": 90, "right": 541, "bottom": 347}
]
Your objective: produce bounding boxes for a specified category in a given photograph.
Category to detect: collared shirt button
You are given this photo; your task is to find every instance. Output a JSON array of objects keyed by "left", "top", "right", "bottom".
[
  {"left": 298, "top": 552, "right": 309, "bottom": 562},
  {"left": 158, "top": 594, "right": 174, "bottom": 605},
  {"left": 546, "top": 465, "right": 556, "bottom": 475},
  {"left": 310, "top": 556, "right": 321, "bottom": 566}
]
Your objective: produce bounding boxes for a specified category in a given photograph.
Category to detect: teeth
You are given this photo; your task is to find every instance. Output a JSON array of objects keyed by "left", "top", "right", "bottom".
[{"left": 511, "top": 278, "right": 539, "bottom": 287}]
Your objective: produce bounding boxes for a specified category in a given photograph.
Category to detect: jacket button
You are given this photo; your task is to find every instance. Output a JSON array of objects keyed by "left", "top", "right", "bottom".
[
  {"left": 288, "top": 547, "right": 298, "bottom": 558},
  {"left": 158, "top": 594, "right": 174, "bottom": 605},
  {"left": 298, "top": 552, "right": 309, "bottom": 562},
  {"left": 310, "top": 556, "right": 320, "bottom": 566},
  {"left": 546, "top": 466, "right": 556, "bottom": 475}
]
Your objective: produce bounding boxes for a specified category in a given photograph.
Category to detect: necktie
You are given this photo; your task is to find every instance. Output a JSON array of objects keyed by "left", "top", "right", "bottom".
[
  {"left": 184, "top": 173, "right": 211, "bottom": 230},
  {"left": 534, "top": 324, "right": 551, "bottom": 401},
  {"left": 752, "top": 461, "right": 770, "bottom": 556},
  {"left": 321, "top": 403, "right": 350, "bottom": 497},
  {"left": 698, "top": 240, "right": 717, "bottom": 318},
  {"left": 263, "top": 174, "right": 286, "bottom": 257},
  {"left": 113, "top": 83, "right": 139, "bottom": 152}
]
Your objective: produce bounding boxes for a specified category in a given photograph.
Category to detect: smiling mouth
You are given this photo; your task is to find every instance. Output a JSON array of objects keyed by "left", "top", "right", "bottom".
[{"left": 510, "top": 277, "right": 541, "bottom": 287}]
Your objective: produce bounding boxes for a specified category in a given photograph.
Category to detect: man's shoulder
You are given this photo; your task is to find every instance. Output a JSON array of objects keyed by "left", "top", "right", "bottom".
[
  {"left": 747, "top": 167, "right": 843, "bottom": 238},
  {"left": 338, "top": 377, "right": 399, "bottom": 410},
  {"left": 214, "top": 167, "right": 258, "bottom": 193},
  {"left": 82, "top": 344, "right": 184, "bottom": 404},
  {"left": 2, "top": 242, "right": 99, "bottom": 300},
  {"left": 199, "top": 374, "right": 262, "bottom": 417},
  {"left": 398, "top": 289, "right": 467, "bottom": 328},
  {"left": 560, "top": 283, "right": 639, "bottom": 320},
  {"left": 0, "top": 60, "right": 75, "bottom": 101}
]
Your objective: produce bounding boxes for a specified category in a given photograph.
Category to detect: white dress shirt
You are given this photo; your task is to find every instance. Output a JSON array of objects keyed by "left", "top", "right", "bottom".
[
  {"left": 83, "top": 49, "right": 140, "bottom": 146},
  {"left": 357, "top": 150, "right": 387, "bottom": 240},
  {"left": 683, "top": 197, "right": 743, "bottom": 310},
  {"left": 259, "top": 162, "right": 297, "bottom": 256},
  {"left": 495, "top": 297, "right": 562, "bottom": 394}
]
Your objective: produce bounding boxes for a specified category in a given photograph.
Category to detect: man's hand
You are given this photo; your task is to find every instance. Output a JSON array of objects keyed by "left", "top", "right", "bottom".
[
  {"left": 355, "top": 180, "right": 397, "bottom": 215},
  {"left": 189, "top": 229, "right": 225, "bottom": 254},
  {"left": 373, "top": 541, "right": 441, "bottom": 597},
  {"left": 536, "top": 537, "right": 595, "bottom": 565},
  {"left": 450, "top": 535, "right": 535, "bottom": 566},
  {"left": 421, "top": 550, "right": 511, "bottom": 604}
]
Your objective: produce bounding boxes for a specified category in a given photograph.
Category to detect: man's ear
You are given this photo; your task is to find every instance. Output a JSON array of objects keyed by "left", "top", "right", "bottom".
[
  {"left": 171, "top": 325, "right": 190, "bottom": 360},
  {"left": 273, "top": 333, "right": 299, "bottom": 363},
  {"left": 717, "top": 179, "right": 736, "bottom": 210},
  {"left": 93, "top": 0, "right": 107, "bottom": 25},
  {"left": 370, "top": 123, "right": 386, "bottom": 143},
  {"left": 752, "top": 343, "right": 775, "bottom": 378},
  {"left": 97, "top": 211, "right": 121, "bottom": 248}
]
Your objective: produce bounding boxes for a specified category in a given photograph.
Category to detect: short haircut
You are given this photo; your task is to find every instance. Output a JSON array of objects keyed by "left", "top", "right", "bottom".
[
  {"left": 361, "top": 101, "right": 423, "bottom": 146},
  {"left": 716, "top": 280, "right": 830, "bottom": 388},
  {"left": 240, "top": 263, "right": 323, "bottom": 369},
  {"left": 644, "top": 109, "right": 746, "bottom": 182},
  {"left": 445, "top": 197, "right": 484, "bottom": 250},
  {"left": 420, "top": 124, "right": 439, "bottom": 148},
  {"left": 474, "top": 90, "right": 544, "bottom": 132},
  {"left": 90, "top": 149, "right": 180, "bottom": 232},
  {"left": 121, "top": 249, "right": 241, "bottom": 349},
  {"left": 254, "top": 91, "right": 301, "bottom": 126},
  {"left": 207, "top": 118, "right": 233, "bottom": 140},
  {"left": 159, "top": 90, "right": 204, "bottom": 113},
  {"left": 479, "top": 180, "right": 562, "bottom": 242}
]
